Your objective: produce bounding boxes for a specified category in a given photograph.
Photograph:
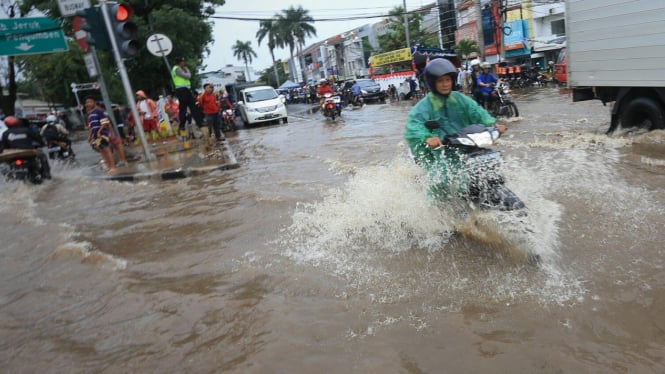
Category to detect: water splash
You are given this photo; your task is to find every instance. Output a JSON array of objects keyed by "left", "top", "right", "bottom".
[
  {"left": 280, "top": 153, "right": 582, "bottom": 319},
  {"left": 51, "top": 239, "right": 127, "bottom": 270}
]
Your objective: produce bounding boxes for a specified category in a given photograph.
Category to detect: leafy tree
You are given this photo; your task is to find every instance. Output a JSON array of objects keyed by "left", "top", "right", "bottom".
[
  {"left": 453, "top": 39, "right": 479, "bottom": 67},
  {"left": 258, "top": 60, "right": 287, "bottom": 88},
  {"left": 5, "top": 0, "right": 225, "bottom": 114},
  {"left": 256, "top": 19, "right": 283, "bottom": 86},
  {"left": 275, "top": 6, "right": 316, "bottom": 84},
  {"left": 377, "top": 6, "right": 438, "bottom": 53},
  {"left": 232, "top": 40, "right": 258, "bottom": 83}
]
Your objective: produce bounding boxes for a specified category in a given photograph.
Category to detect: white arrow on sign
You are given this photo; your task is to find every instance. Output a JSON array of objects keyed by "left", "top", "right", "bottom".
[{"left": 16, "top": 43, "right": 34, "bottom": 51}]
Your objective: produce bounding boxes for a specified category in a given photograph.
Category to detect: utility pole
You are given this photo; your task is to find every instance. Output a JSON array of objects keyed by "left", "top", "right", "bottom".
[
  {"left": 475, "top": 0, "right": 485, "bottom": 60},
  {"left": 498, "top": 0, "right": 505, "bottom": 62},
  {"left": 403, "top": 0, "right": 411, "bottom": 50},
  {"left": 99, "top": 0, "right": 152, "bottom": 160},
  {"left": 436, "top": 0, "right": 444, "bottom": 49}
]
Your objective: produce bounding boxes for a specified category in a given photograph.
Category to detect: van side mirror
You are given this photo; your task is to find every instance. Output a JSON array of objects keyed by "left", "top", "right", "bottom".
[{"left": 424, "top": 120, "right": 440, "bottom": 130}]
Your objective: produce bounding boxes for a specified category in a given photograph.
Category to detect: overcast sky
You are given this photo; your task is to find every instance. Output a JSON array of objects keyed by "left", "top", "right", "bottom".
[{"left": 203, "top": 0, "right": 434, "bottom": 72}]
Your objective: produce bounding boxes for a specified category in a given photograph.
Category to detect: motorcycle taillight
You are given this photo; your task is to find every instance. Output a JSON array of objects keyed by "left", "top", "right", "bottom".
[{"left": 15, "top": 159, "right": 23, "bottom": 167}]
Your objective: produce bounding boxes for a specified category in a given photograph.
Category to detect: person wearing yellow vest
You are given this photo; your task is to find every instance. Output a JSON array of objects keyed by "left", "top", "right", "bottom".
[{"left": 171, "top": 57, "right": 203, "bottom": 133}]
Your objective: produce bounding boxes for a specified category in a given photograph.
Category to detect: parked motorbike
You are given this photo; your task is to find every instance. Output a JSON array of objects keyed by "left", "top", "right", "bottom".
[
  {"left": 489, "top": 83, "right": 519, "bottom": 118},
  {"left": 424, "top": 122, "right": 525, "bottom": 211},
  {"left": 0, "top": 149, "right": 47, "bottom": 184},
  {"left": 322, "top": 93, "right": 342, "bottom": 120}
]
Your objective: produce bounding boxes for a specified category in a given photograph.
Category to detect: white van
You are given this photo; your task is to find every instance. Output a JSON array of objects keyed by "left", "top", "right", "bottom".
[{"left": 236, "top": 86, "right": 288, "bottom": 126}]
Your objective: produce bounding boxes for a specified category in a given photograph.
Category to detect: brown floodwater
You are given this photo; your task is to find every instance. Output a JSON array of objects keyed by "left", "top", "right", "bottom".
[{"left": 1, "top": 87, "right": 664, "bottom": 373}]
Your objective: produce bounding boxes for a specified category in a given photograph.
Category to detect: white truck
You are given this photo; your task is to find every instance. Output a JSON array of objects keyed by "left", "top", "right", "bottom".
[{"left": 566, "top": 0, "right": 665, "bottom": 133}]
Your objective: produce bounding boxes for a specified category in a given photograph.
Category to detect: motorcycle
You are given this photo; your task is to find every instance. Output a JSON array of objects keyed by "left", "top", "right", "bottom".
[
  {"left": 489, "top": 83, "right": 519, "bottom": 118},
  {"left": 342, "top": 88, "right": 364, "bottom": 107},
  {"left": 411, "top": 122, "right": 540, "bottom": 264},
  {"left": 322, "top": 93, "right": 342, "bottom": 120},
  {"left": 46, "top": 139, "right": 75, "bottom": 161},
  {"left": 424, "top": 122, "right": 525, "bottom": 211},
  {"left": 349, "top": 93, "right": 364, "bottom": 107},
  {"left": 221, "top": 108, "right": 237, "bottom": 132},
  {"left": 0, "top": 148, "right": 47, "bottom": 184}
]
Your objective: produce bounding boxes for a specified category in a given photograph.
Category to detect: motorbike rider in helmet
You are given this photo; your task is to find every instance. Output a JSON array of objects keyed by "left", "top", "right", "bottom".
[
  {"left": 316, "top": 78, "right": 335, "bottom": 109},
  {"left": 404, "top": 58, "right": 504, "bottom": 194},
  {"left": 0, "top": 115, "right": 52, "bottom": 179},
  {"left": 477, "top": 61, "right": 500, "bottom": 109},
  {"left": 41, "top": 114, "right": 75, "bottom": 158}
]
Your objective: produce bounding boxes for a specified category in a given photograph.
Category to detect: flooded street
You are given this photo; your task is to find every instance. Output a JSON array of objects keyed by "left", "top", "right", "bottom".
[{"left": 2, "top": 87, "right": 665, "bottom": 373}]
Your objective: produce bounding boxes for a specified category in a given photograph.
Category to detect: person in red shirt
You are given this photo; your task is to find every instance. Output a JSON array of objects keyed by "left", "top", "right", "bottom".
[
  {"left": 164, "top": 94, "right": 180, "bottom": 128},
  {"left": 316, "top": 78, "right": 335, "bottom": 109},
  {"left": 197, "top": 83, "right": 224, "bottom": 142}
]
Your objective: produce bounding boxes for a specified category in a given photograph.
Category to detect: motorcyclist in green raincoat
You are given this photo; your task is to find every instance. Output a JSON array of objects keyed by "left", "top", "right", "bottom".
[{"left": 405, "top": 58, "right": 506, "bottom": 197}]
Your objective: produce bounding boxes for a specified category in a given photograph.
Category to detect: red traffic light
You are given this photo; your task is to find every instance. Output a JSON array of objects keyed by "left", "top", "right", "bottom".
[{"left": 114, "top": 4, "right": 132, "bottom": 22}]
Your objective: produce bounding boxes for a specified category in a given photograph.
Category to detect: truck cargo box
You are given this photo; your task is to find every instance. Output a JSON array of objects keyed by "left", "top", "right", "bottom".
[{"left": 566, "top": 0, "right": 665, "bottom": 88}]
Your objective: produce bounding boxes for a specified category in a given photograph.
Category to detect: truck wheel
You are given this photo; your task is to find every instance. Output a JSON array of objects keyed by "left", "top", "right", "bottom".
[{"left": 621, "top": 97, "right": 665, "bottom": 130}]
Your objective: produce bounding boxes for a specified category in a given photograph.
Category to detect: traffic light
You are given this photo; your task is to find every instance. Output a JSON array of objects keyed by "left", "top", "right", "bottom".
[
  {"left": 107, "top": 2, "right": 140, "bottom": 59},
  {"left": 75, "top": 7, "right": 111, "bottom": 50}
]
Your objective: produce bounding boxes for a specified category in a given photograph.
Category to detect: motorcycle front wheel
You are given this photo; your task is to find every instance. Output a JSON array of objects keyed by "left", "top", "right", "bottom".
[{"left": 503, "top": 103, "right": 519, "bottom": 118}]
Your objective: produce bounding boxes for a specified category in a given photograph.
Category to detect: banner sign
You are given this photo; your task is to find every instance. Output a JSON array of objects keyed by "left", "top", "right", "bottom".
[{"left": 369, "top": 48, "right": 412, "bottom": 67}]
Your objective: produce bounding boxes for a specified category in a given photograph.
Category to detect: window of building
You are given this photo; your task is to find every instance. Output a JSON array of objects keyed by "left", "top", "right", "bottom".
[{"left": 551, "top": 19, "right": 565, "bottom": 35}]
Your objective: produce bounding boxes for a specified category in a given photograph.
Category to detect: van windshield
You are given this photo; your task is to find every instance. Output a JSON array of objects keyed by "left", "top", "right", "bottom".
[{"left": 245, "top": 89, "right": 278, "bottom": 103}]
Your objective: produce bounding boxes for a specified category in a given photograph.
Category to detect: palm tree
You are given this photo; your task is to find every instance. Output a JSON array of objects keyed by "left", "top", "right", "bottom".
[
  {"left": 276, "top": 6, "right": 316, "bottom": 83},
  {"left": 453, "top": 38, "right": 480, "bottom": 68},
  {"left": 275, "top": 13, "right": 296, "bottom": 81},
  {"left": 232, "top": 40, "right": 258, "bottom": 83},
  {"left": 256, "top": 19, "right": 283, "bottom": 86}
]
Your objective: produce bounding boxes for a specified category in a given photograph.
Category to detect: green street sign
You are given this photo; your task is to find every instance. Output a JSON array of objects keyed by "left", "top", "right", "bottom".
[{"left": 0, "top": 17, "right": 68, "bottom": 56}]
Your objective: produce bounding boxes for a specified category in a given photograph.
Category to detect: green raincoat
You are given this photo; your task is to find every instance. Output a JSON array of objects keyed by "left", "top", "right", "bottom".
[{"left": 405, "top": 90, "right": 497, "bottom": 196}]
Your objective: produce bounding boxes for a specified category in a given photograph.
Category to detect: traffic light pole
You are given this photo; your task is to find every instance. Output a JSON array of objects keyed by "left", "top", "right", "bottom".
[{"left": 99, "top": 0, "right": 153, "bottom": 161}]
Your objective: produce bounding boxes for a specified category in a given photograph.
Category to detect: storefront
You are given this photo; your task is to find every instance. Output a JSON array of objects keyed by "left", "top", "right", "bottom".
[{"left": 530, "top": 35, "right": 566, "bottom": 69}]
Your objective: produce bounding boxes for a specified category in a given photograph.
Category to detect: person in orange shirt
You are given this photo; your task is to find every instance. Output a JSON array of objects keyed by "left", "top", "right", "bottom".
[{"left": 197, "top": 83, "right": 224, "bottom": 143}]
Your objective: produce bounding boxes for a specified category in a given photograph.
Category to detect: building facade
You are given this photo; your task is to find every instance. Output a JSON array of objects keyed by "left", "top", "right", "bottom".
[{"left": 280, "top": 0, "right": 567, "bottom": 85}]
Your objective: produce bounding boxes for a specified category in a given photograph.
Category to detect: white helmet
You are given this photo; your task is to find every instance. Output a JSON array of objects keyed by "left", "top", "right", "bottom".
[
  {"left": 46, "top": 114, "right": 58, "bottom": 123},
  {"left": 481, "top": 62, "right": 491, "bottom": 69},
  {"left": 470, "top": 59, "right": 480, "bottom": 67},
  {"left": 319, "top": 78, "right": 328, "bottom": 85}
]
